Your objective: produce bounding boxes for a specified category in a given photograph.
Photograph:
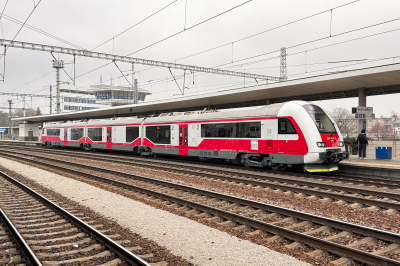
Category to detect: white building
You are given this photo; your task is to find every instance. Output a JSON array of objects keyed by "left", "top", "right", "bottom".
[
  {"left": 43, "top": 81, "right": 151, "bottom": 114},
  {"left": 43, "top": 84, "right": 107, "bottom": 114}
]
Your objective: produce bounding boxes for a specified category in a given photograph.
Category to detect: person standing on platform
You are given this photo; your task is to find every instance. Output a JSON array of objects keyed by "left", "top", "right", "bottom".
[{"left": 357, "top": 129, "right": 369, "bottom": 159}]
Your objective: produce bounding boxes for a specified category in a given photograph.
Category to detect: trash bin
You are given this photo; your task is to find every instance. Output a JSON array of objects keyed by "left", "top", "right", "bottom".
[
  {"left": 12, "top": 137, "right": 15, "bottom": 140},
  {"left": 375, "top": 147, "right": 392, "bottom": 159}
]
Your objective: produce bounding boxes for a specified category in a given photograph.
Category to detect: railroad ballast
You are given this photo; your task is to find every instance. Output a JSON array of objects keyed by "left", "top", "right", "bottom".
[{"left": 41, "top": 101, "right": 348, "bottom": 172}]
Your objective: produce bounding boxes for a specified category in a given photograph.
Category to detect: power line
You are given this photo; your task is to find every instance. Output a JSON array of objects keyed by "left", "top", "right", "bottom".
[
  {"left": 0, "top": 13, "right": 84, "bottom": 49},
  {"left": 173, "top": 0, "right": 361, "bottom": 63},
  {"left": 126, "top": 0, "right": 254, "bottom": 56},
  {"left": 90, "top": 0, "right": 178, "bottom": 52},
  {"left": 0, "top": 0, "right": 42, "bottom": 60},
  {"left": 0, "top": 0, "right": 9, "bottom": 39},
  {"left": 56, "top": 0, "right": 256, "bottom": 86},
  {"left": 6, "top": 0, "right": 180, "bottom": 92}
]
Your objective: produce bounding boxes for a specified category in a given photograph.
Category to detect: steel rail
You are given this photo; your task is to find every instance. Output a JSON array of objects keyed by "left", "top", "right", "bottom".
[
  {"left": 2, "top": 152, "right": 400, "bottom": 265},
  {"left": 4, "top": 144, "right": 400, "bottom": 189},
  {"left": 3, "top": 148, "right": 400, "bottom": 211},
  {"left": 0, "top": 170, "right": 151, "bottom": 266},
  {"left": 0, "top": 207, "right": 42, "bottom": 265}
]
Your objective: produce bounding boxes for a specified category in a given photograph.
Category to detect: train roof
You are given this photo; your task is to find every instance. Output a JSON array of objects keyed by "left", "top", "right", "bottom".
[
  {"left": 44, "top": 102, "right": 290, "bottom": 127},
  {"left": 86, "top": 117, "right": 144, "bottom": 126},
  {"left": 143, "top": 102, "right": 285, "bottom": 124}
]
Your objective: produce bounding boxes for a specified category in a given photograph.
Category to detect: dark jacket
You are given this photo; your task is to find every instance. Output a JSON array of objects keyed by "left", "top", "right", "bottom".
[{"left": 357, "top": 133, "right": 368, "bottom": 145}]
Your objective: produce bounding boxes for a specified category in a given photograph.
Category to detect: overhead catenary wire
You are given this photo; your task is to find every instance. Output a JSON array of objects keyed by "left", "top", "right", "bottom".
[
  {"left": 0, "top": 13, "right": 84, "bottom": 49},
  {"left": 4, "top": 0, "right": 358, "bottom": 96},
  {"left": 0, "top": 0, "right": 9, "bottom": 39},
  {"left": 126, "top": 0, "right": 254, "bottom": 56},
  {"left": 4, "top": 0, "right": 179, "bottom": 93},
  {"left": 0, "top": 0, "right": 42, "bottom": 60},
  {"left": 3, "top": 0, "right": 400, "bottom": 111}
]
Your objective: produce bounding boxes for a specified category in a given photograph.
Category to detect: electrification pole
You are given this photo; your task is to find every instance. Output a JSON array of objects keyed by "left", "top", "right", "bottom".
[
  {"left": 280, "top": 47, "right": 287, "bottom": 81},
  {"left": 52, "top": 60, "right": 64, "bottom": 114},
  {"left": 8, "top": 99, "right": 12, "bottom": 137},
  {"left": 22, "top": 94, "right": 26, "bottom": 117}
]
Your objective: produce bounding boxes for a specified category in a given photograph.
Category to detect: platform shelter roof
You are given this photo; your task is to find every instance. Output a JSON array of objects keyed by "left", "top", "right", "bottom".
[{"left": 14, "top": 63, "right": 400, "bottom": 123}]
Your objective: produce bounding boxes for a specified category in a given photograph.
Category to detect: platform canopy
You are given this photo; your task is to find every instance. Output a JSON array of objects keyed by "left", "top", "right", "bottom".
[{"left": 14, "top": 63, "right": 400, "bottom": 123}]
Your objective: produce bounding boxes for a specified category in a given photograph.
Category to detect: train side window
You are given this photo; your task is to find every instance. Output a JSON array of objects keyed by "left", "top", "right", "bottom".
[
  {"left": 46, "top": 129, "right": 60, "bottom": 136},
  {"left": 71, "top": 128, "right": 84, "bottom": 140},
  {"left": 87, "top": 128, "right": 102, "bottom": 141},
  {"left": 201, "top": 122, "right": 261, "bottom": 138},
  {"left": 126, "top": 127, "right": 139, "bottom": 142},
  {"left": 278, "top": 118, "right": 297, "bottom": 134},
  {"left": 146, "top": 125, "right": 171, "bottom": 144}
]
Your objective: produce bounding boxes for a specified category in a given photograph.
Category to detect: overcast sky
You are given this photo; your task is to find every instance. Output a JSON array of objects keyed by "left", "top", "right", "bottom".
[{"left": 1, "top": 0, "right": 400, "bottom": 117}]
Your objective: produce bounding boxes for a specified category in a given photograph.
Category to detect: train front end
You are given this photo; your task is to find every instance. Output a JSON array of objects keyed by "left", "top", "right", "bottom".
[{"left": 300, "top": 103, "right": 348, "bottom": 172}]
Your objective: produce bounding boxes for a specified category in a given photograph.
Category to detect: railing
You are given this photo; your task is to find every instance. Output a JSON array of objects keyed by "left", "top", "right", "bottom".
[{"left": 0, "top": 134, "right": 19, "bottom": 140}]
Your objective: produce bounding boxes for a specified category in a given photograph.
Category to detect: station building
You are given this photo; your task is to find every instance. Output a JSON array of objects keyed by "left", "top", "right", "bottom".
[{"left": 44, "top": 82, "right": 151, "bottom": 113}]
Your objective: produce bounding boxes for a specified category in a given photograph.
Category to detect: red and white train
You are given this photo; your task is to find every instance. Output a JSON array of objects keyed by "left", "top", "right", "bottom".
[{"left": 42, "top": 101, "right": 347, "bottom": 172}]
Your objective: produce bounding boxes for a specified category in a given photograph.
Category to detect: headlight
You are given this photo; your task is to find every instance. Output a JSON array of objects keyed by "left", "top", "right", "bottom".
[
  {"left": 339, "top": 141, "right": 344, "bottom": 147},
  {"left": 317, "top": 142, "right": 327, "bottom": 147}
]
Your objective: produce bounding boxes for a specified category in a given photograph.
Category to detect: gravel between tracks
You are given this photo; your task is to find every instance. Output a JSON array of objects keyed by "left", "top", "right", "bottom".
[
  {"left": 22, "top": 150, "right": 400, "bottom": 234},
  {"left": 0, "top": 157, "right": 311, "bottom": 266}
]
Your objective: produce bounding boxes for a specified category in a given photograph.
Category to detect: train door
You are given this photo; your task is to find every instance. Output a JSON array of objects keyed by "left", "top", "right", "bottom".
[
  {"left": 106, "top": 127, "right": 112, "bottom": 149},
  {"left": 277, "top": 118, "right": 299, "bottom": 154},
  {"left": 179, "top": 124, "right": 188, "bottom": 155},
  {"left": 64, "top": 129, "right": 68, "bottom": 146}
]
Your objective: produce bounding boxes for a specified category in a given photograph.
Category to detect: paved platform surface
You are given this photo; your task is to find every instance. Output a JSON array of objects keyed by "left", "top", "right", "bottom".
[
  {"left": 0, "top": 139, "right": 41, "bottom": 145},
  {"left": 340, "top": 155, "right": 400, "bottom": 169}
]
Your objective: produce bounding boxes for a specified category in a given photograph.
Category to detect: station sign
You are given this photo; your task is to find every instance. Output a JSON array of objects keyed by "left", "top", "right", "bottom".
[
  {"left": 355, "top": 113, "right": 375, "bottom": 119},
  {"left": 352, "top": 106, "right": 373, "bottom": 114},
  {"left": 0, "top": 128, "right": 6, "bottom": 132}
]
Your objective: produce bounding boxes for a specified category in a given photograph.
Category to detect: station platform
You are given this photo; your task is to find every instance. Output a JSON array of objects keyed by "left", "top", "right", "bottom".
[
  {"left": 0, "top": 139, "right": 41, "bottom": 146},
  {"left": 338, "top": 155, "right": 400, "bottom": 177}
]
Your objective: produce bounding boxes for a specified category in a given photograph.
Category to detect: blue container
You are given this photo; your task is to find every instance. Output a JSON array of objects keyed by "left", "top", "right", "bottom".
[
  {"left": 12, "top": 137, "right": 15, "bottom": 140},
  {"left": 375, "top": 147, "right": 392, "bottom": 159}
]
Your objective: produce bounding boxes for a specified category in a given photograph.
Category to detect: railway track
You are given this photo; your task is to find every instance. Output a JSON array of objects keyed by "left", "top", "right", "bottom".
[
  {"left": 2, "top": 149, "right": 400, "bottom": 265},
  {"left": 0, "top": 170, "right": 165, "bottom": 266},
  {"left": 3, "top": 148, "right": 400, "bottom": 214},
  {"left": 3, "top": 144, "right": 399, "bottom": 190}
]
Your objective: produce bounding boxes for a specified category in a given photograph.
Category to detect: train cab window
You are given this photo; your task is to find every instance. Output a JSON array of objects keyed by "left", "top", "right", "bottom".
[
  {"left": 71, "top": 128, "right": 84, "bottom": 140},
  {"left": 126, "top": 127, "right": 139, "bottom": 142},
  {"left": 302, "top": 104, "right": 337, "bottom": 134},
  {"left": 146, "top": 125, "right": 171, "bottom": 144},
  {"left": 278, "top": 118, "right": 297, "bottom": 134},
  {"left": 201, "top": 122, "right": 261, "bottom": 138},
  {"left": 46, "top": 129, "right": 60, "bottom": 136},
  {"left": 87, "top": 128, "right": 102, "bottom": 141}
]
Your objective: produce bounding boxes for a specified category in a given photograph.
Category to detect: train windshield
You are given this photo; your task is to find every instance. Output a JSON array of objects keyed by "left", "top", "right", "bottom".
[{"left": 302, "top": 104, "right": 337, "bottom": 134}]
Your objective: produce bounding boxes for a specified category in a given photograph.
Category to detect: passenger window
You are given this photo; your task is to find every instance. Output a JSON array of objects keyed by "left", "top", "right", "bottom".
[
  {"left": 146, "top": 125, "right": 171, "bottom": 144},
  {"left": 71, "top": 128, "right": 84, "bottom": 140},
  {"left": 87, "top": 128, "right": 102, "bottom": 141},
  {"left": 278, "top": 118, "right": 297, "bottom": 134},
  {"left": 201, "top": 122, "right": 261, "bottom": 138},
  {"left": 126, "top": 127, "right": 139, "bottom": 142}
]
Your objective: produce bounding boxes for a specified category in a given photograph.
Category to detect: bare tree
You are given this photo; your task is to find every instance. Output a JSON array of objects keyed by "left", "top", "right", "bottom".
[
  {"left": 329, "top": 107, "right": 357, "bottom": 138},
  {"left": 10, "top": 108, "right": 36, "bottom": 126},
  {"left": 391, "top": 110, "right": 399, "bottom": 121},
  {"left": 370, "top": 121, "right": 384, "bottom": 139}
]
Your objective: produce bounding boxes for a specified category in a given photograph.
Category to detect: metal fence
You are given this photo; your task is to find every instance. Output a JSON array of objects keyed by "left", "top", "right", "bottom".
[{"left": 0, "top": 134, "right": 19, "bottom": 140}]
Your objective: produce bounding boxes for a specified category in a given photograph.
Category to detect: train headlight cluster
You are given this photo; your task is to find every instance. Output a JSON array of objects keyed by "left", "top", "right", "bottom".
[
  {"left": 317, "top": 142, "right": 327, "bottom": 147},
  {"left": 339, "top": 141, "right": 344, "bottom": 147}
]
